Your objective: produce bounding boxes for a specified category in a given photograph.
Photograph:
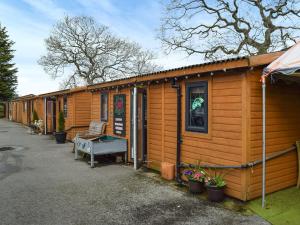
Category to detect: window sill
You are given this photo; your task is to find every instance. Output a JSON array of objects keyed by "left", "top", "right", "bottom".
[{"left": 182, "top": 130, "right": 212, "bottom": 140}]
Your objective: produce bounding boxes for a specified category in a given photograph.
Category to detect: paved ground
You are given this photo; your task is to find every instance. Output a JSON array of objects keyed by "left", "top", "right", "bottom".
[{"left": 0, "top": 119, "right": 269, "bottom": 225}]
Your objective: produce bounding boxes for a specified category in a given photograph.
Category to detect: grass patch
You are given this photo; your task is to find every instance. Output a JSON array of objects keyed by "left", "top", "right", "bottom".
[{"left": 247, "top": 187, "right": 300, "bottom": 225}]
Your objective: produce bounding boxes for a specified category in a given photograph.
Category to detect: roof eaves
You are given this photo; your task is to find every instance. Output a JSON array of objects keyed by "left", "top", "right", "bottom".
[{"left": 87, "top": 56, "right": 250, "bottom": 90}]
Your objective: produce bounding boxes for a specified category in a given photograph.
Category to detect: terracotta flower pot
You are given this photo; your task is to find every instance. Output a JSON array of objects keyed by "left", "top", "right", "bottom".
[
  {"left": 206, "top": 185, "right": 226, "bottom": 202},
  {"left": 188, "top": 180, "right": 205, "bottom": 194}
]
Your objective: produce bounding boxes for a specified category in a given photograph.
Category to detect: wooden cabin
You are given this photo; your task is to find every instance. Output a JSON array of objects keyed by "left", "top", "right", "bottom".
[
  {"left": 10, "top": 94, "right": 35, "bottom": 125},
  {"left": 39, "top": 87, "right": 92, "bottom": 140},
  {"left": 87, "top": 51, "right": 300, "bottom": 201}
]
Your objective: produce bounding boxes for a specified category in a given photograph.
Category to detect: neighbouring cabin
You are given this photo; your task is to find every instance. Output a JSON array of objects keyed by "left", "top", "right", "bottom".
[
  {"left": 39, "top": 88, "right": 92, "bottom": 140},
  {"left": 10, "top": 94, "right": 35, "bottom": 125},
  {"left": 87, "top": 50, "right": 300, "bottom": 201}
]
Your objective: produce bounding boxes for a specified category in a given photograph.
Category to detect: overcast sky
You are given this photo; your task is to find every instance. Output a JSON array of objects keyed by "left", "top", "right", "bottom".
[{"left": 0, "top": 0, "right": 202, "bottom": 96}]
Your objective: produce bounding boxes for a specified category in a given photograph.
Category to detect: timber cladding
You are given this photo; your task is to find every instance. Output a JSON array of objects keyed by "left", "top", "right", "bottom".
[
  {"left": 89, "top": 58, "right": 300, "bottom": 201},
  {"left": 11, "top": 51, "right": 300, "bottom": 201},
  {"left": 91, "top": 71, "right": 247, "bottom": 200},
  {"left": 247, "top": 68, "right": 300, "bottom": 200},
  {"left": 91, "top": 88, "right": 131, "bottom": 154},
  {"left": 27, "top": 90, "right": 91, "bottom": 140},
  {"left": 66, "top": 91, "right": 92, "bottom": 140},
  {"left": 46, "top": 91, "right": 92, "bottom": 140}
]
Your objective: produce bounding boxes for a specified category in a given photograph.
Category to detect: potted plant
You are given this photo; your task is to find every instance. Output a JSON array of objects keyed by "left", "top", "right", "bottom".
[
  {"left": 55, "top": 111, "right": 66, "bottom": 144},
  {"left": 205, "top": 171, "right": 226, "bottom": 202},
  {"left": 183, "top": 167, "right": 206, "bottom": 194}
]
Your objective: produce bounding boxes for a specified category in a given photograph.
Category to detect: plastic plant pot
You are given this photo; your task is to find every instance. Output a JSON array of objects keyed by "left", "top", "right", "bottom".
[
  {"left": 55, "top": 131, "right": 66, "bottom": 144},
  {"left": 206, "top": 185, "right": 226, "bottom": 202},
  {"left": 188, "top": 180, "right": 205, "bottom": 194}
]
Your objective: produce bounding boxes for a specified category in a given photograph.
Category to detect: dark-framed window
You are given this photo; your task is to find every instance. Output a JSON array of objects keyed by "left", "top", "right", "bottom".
[
  {"left": 185, "top": 81, "right": 208, "bottom": 133},
  {"left": 63, "top": 96, "right": 68, "bottom": 118},
  {"left": 100, "top": 92, "right": 108, "bottom": 122}
]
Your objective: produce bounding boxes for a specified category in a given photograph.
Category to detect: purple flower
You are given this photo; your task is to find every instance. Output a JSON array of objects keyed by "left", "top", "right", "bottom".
[{"left": 184, "top": 170, "right": 193, "bottom": 176}]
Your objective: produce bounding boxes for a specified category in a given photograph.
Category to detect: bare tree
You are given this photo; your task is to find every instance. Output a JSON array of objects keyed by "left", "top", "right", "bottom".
[
  {"left": 159, "top": 0, "right": 300, "bottom": 60},
  {"left": 39, "top": 16, "right": 161, "bottom": 88}
]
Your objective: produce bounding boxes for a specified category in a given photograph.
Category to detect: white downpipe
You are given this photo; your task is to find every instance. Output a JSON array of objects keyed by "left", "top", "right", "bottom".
[
  {"left": 133, "top": 87, "right": 138, "bottom": 170},
  {"left": 262, "top": 78, "right": 266, "bottom": 208},
  {"left": 44, "top": 97, "right": 47, "bottom": 135}
]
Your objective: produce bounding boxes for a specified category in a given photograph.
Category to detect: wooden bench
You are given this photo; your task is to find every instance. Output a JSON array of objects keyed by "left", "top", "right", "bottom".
[
  {"left": 72, "top": 121, "right": 106, "bottom": 153},
  {"left": 75, "top": 121, "right": 106, "bottom": 141}
]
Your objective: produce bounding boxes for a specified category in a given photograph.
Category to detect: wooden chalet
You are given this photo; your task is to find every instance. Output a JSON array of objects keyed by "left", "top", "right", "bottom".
[
  {"left": 38, "top": 87, "right": 91, "bottom": 140},
  {"left": 87, "top": 50, "right": 300, "bottom": 201}
]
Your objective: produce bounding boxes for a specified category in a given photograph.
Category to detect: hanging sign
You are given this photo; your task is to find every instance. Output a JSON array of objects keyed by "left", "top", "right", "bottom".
[{"left": 113, "top": 94, "right": 126, "bottom": 136}]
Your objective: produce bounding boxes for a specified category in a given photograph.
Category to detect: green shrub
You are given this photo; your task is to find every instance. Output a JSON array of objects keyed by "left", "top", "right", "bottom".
[
  {"left": 58, "top": 111, "right": 65, "bottom": 132},
  {"left": 32, "top": 110, "right": 39, "bottom": 121}
]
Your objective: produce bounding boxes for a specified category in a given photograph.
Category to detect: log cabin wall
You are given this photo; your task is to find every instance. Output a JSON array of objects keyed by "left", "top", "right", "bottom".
[
  {"left": 52, "top": 91, "right": 91, "bottom": 140},
  {"left": 17, "top": 101, "right": 23, "bottom": 123},
  {"left": 91, "top": 89, "right": 131, "bottom": 157},
  {"left": 33, "top": 97, "right": 45, "bottom": 122},
  {"left": 22, "top": 101, "right": 27, "bottom": 125},
  {"left": 11, "top": 102, "right": 17, "bottom": 121},
  {"left": 146, "top": 73, "right": 247, "bottom": 200},
  {"left": 90, "top": 70, "right": 248, "bottom": 200},
  {"left": 247, "top": 68, "right": 300, "bottom": 200},
  {"left": 72, "top": 91, "right": 92, "bottom": 140},
  {"left": 65, "top": 91, "right": 92, "bottom": 140},
  {"left": 46, "top": 100, "right": 54, "bottom": 133}
]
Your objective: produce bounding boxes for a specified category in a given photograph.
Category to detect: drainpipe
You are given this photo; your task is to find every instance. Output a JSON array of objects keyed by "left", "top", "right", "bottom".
[
  {"left": 171, "top": 79, "right": 183, "bottom": 184},
  {"left": 262, "top": 76, "right": 266, "bottom": 208},
  {"left": 133, "top": 86, "right": 138, "bottom": 170}
]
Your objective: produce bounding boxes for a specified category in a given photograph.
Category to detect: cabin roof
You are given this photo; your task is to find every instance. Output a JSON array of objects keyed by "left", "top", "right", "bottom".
[
  {"left": 87, "top": 51, "right": 284, "bottom": 90},
  {"left": 38, "top": 86, "right": 87, "bottom": 98},
  {"left": 14, "top": 50, "right": 285, "bottom": 99},
  {"left": 12, "top": 94, "right": 36, "bottom": 101}
]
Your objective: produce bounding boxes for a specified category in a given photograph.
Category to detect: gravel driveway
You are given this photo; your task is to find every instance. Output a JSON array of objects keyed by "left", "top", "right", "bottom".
[{"left": 0, "top": 119, "right": 269, "bottom": 225}]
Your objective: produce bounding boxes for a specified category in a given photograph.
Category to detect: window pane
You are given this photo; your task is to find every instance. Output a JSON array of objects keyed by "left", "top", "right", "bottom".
[
  {"left": 186, "top": 82, "right": 208, "bottom": 133},
  {"left": 189, "top": 86, "right": 205, "bottom": 127},
  {"left": 101, "top": 93, "right": 108, "bottom": 121},
  {"left": 63, "top": 96, "right": 67, "bottom": 118}
]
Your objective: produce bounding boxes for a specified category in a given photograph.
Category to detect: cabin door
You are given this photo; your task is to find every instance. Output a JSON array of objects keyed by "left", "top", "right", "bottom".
[{"left": 131, "top": 88, "right": 147, "bottom": 169}]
